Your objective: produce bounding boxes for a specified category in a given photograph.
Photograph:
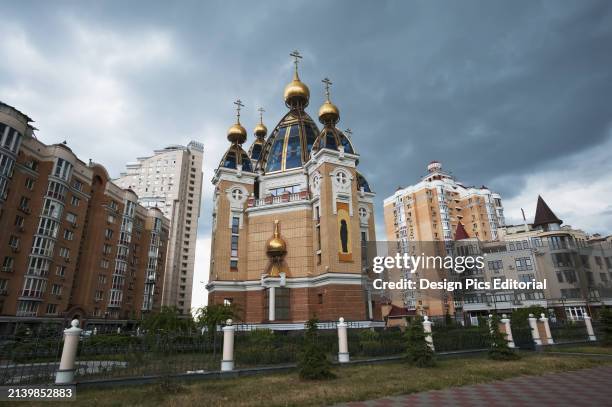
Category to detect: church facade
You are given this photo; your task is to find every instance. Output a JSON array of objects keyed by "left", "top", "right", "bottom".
[{"left": 206, "top": 53, "right": 379, "bottom": 324}]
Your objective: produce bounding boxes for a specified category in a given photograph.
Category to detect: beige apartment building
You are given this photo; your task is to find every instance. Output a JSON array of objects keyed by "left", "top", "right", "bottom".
[
  {"left": 0, "top": 102, "right": 170, "bottom": 334},
  {"left": 115, "top": 143, "right": 203, "bottom": 315},
  {"left": 452, "top": 196, "right": 612, "bottom": 324},
  {"left": 207, "top": 53, "right": 381, "bottom": 326},
  {"left": 382, "top": 161, "right": 506, "bottom": 317}
]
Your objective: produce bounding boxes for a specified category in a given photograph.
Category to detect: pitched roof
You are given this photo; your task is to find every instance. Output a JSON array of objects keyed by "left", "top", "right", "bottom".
[
  {"left": 532, "top": 195, "right": 563, "bottom": 228},
  {"left": 454, "top": 222, "right": 470, "bottom": 240}
]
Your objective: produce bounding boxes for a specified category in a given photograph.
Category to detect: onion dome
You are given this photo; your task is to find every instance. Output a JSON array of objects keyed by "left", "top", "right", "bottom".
[
  {"left": 249, "top": 108, "right": 267, "bottom": 162},
  {"left": 284, "top": 50, "right": 310, "bottom": 108},
  {"left": 356, "top": 171, "right": 372, "bottom": 193},
  {"left": 266, "top": 220, "right": 287, "bottom": 257},
  {"left": 227, "top": 123, "right": 247, "bottom": 144},
  {"left": 218, "top": 100, "right": 253, "bottom": 172},
  {"left": 318, "top": 100, "right": 340, "bottom": 125}
]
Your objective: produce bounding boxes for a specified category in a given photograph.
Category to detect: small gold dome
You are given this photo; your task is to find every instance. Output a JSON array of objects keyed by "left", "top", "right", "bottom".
[
  {"left": 284, "top": 76, "right": 310, "bottom": 108},
  {"left": 254, "top": 122, "right": 267, "bottom": 137},
  {"left": 227, "top": 123, "right": 247, "bottom": 144},
  {"left": 266, "top": 220, "right": 287, "bottom": 257},
  {"left": 318, "top": 100, "right": 340, "bottom": 125}
]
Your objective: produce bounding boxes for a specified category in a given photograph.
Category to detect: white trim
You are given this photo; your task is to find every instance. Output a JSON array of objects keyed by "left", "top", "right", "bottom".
[
  {"left": 206, "top": 272, "right": 364, "bottom": 292},
  {"left": 246, "top": 201, "right": 312, "bottom": 216}
]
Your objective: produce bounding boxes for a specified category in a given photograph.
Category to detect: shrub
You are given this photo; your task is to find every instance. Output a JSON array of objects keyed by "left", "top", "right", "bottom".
[
  {"left": 297, "top": 318, "right": 335, "bottom": 380},
  {"left": 600, "top": 307, "right": 612, "bottom": 347},
  {"left": 405, "top": 317, "right": 435, "bottom": 367}
]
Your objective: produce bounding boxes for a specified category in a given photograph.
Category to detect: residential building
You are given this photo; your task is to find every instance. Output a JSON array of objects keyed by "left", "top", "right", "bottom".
[
  {"left": 381, "top": 161, "right": 506, "bottom": 317},
  {"left": 206, "top": 53, "right": 380, "bottom": 326},
  {"left": 115, "top": 142, "right": 203, "bottom": 315},
  {"left": 0, "top": 101, "right": 170, "bottom": 334}
]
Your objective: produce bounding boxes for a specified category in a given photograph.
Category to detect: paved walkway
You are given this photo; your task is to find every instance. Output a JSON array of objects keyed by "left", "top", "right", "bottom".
[{"left": 337, "top": 365, "right": 612, "bottom": 406}]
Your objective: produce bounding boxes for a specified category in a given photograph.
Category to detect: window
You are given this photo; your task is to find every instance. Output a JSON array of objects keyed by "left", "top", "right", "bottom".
[
  {"left": 105, "top": 229, "right": 114, "bottom": 239},
  {"left": 0, "top": 279, "right": 8, "bottom": 294},
  {"left": 488, "top": 260, "right": 503, "bottom": 272},
  {"left": 63, "top": 229, "right": 74, "bottom": 240},
  {"left": 98, "top": 274, "right": 107, "bottom": 284},
  {"left": 56, "top": 265, "right": 66, "bottom": 277},
  {"left": 230, "top": 216, "right": 239, "bottom": 270},
  {"left": 8, "top": 236, "right": 20, "bottom": 249},
  {"left": 51, "top": 284, "right": 62, "bottom": 295},
  {"left": 95, "top": 290, "right": 104, "bottom": 301},
  {"left": 563, "top": 270, "right": 578, "bottom": 283},
  {"left": 223, "top": 298, "right": 233, "bottom": 306},
  {"left": 269, "top": 185, "right": 300, "bottom": 196},
  {"left": 25, "top": 178, "right": 35, "bottom": 190},
  {"left": 552, "top": 253, "right": 573, "bottom": 268},
  {"left": 230, "top": 259, "right": 238, "bottom": 269},
  {"left": 14, "top": 215, "right": 24, "bottom": 228},
  {"left": 71, "top": 196, "right": 80, "bottom": 206},
  {"left": 335, "top": 171, "right": 348, "bottom": 185},
  {"left": 19, "top": 196, "right": 30, "bottom": 210},
  {"left": 515, "top": 257, "right": 532, "bottom": 271},
  {"left": 46, "top": 181, "right": 67, "bottom": 201},
  {"left": 72, "top": 179, "right": 83, "bottom": 191},
  {"left": 66, "top": 212, "right": 77, "bottom": 225},
  {"left": 53, "top": 158, "right": 73, "bottom": 181},
  {"left": 46, "top": 303, "right": 58, "bottom": 315},
  {"left": 275, "top": 287, "right": 290, "bottom": 320},
  {"left": 2, "top": 256, "right": 14, "bottom": 272},
  {"left": 518, "top": 274, "right": 535, "bottom": 283},
  {"left": 59, "top": 247, "right": 70, "bottom": 259}
]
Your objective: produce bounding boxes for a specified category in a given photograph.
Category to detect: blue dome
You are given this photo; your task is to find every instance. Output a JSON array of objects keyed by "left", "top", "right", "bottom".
[
  {"left": 259, "top": 110, "right": 319, "bottom": 173},
  {"left": 219, "top": 144, "right": 253, "bottom": 172},
  {"left": 356, "top": 172, "right": 372, "bottom": 193},
  {"left": 312, "top": 127, "right": 355, "bottom": 155}
]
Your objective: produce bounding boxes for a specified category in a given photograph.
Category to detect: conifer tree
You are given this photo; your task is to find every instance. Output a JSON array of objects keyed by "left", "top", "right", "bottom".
[
  {"left": 488, "top": 314, "right": 520, "bottom": 360},
  {"left": 298, "top": 318, "right": 335, "bottom": 380},
  {"left": 600, "top": 307, "right": 612, "bottom": 347},
  {"left": 406, "top": 317, "right": 435, "bottom": 367}
]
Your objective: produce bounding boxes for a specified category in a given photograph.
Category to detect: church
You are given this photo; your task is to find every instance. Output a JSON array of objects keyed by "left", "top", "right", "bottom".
[{"left": 206, "top": 52, "right": 379, "bottom": 325}]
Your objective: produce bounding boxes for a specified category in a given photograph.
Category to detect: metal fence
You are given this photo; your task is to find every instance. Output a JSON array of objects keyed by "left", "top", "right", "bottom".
[
  {"left": 549, "top": 320, "right": 588, "bottom": 343},
  {"left": 0, "top": 334, "right": 63, "bottom": 385}
]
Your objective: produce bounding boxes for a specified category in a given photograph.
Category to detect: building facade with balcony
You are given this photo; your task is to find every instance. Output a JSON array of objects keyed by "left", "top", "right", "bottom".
[
  {"left": 0, "top": 101, "right": 170, "bottom": 334},
  {"left": 206, "top": 53, "right": 380, "bottom": 326}
]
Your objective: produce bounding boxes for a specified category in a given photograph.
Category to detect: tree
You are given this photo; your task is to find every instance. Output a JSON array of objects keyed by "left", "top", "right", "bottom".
[
  {"left": 141, "top": 306, "right": 194, "bottom": 335},
  {"left": 405, "top": 317, "right": 435, "bottom": 367},
  {"left": 194, "top": 304, "right": 239, "bottom": 357},
  {"left": 488, "top": 314, "right": 520, "bottom": 360},
  {"left": 297, "top": 318, "right": 335, "bottom": 380},
  {"left": 510, "top": 306, "right": 546, "bottom": 328},
  {"left": 600, "top": 306, "right": 612, "bottom": 347}
]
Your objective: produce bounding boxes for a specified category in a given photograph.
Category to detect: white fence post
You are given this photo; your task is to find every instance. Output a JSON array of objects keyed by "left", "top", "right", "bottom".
[
  {"left": 55, "top": 319, "right": 82, "bottom": 385},
  {"left": 539, "top": 313, "right": 554, "bottom": 345},
  {"left": 337, "top": 317, "right": 350, "bottom": 363},
  {"left": 528, "top": 314, "right": 542, "bottom": 345},
  {"left": 501, "top": 314, "right": 515, "bottom": 348},
  {"left": 422, "top": 315, "right": 434, "bottom": 351},
  {"left": 584, "top": 316, "right": 597, "bottom": 341},
  {"left": 221, "top": 319, "right": 235, "bottom": 372}
]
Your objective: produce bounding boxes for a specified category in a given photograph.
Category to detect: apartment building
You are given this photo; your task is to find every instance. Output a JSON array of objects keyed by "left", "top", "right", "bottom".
[
  {"left": 115, "top": 142, "right": 203, "bottom": 315},
  {"left": 0, "top": 101, "right": 170, "bottom": 333},
  {"left": 452, "top": 196, "right": 612, "bottom": 324}
]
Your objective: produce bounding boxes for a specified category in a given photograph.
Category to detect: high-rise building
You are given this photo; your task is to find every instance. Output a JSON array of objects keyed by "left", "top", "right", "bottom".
[
  {"left": 0, "top": 101, "right": 170, "bottom": 334},
  {"left": 381, "top": 161, "right": 506, "bottom": 317},
  {"left": 206, "top": 53, "right": 380, "bottom": 325},
  {"left": 115, "top": 142, "right": 203, "bottom": 315}
]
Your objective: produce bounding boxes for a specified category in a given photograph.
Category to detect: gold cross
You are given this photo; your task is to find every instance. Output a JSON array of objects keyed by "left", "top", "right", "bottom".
[
  {"left": 233, "top": 99, "right": 244, "bottom": 123},
  {"left": 322, "top": 77, "right": 333, "bottom": 101},
  {"left": 290, "top": 50, "right": 302, "bottom": 73},
  {"left": 257, "top": 107, "right": 265, "bottom": 124}
]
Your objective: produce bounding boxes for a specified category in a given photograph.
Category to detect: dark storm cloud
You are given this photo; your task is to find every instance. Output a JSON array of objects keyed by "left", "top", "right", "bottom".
[{"left": 2, "top": 1, "right": 612, "bottom": 304}]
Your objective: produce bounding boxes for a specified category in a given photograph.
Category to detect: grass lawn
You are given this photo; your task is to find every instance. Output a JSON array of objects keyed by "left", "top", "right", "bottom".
[
  {"left": 544, "top": 344, "right": 612, "bottom": 355},
  {"left": 27, "top": 354, "right": 612, "bottom": 407}
]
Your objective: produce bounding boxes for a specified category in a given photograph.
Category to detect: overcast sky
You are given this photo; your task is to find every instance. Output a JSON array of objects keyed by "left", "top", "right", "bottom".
[{"left": 2, "top": 0, "right": 611, "bottom": 310}]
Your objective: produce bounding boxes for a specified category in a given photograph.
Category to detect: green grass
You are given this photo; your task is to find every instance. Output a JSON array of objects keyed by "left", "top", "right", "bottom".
[
  {"left": 26, "top": 353, "right": 612, "bottom": 407},
  {"left": 543, "top": 344, "right": 612, "bottom": 355}
]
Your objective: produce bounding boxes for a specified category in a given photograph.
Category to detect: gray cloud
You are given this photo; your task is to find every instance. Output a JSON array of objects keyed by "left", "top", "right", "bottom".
[{"left": 2, "top": 0, "right": 612, "bottom": 306}]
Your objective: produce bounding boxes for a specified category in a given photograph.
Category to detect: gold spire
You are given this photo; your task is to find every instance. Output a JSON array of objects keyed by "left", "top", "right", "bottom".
[
  {"left": 284, "top": 50, "right": 310, "bottom": 108},
  {"left": 254, "top": 107, "right": 267, "bottom": 138},
  {"left": 227, "top": 99, "right": 247, "bottom": 144},
  {"left": 266, "top": 219, "right": 287, "bottom": 257},
  {"left": 318, "top": 77, "right": 340, "bottom": 125}
]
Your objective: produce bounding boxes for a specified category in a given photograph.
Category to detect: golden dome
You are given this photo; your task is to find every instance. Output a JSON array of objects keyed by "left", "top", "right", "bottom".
[
  {"left": 254, "top": 122, "right": 267, "bottom": 137},
  {"left": 318, "top": 100, "right": 340, "bottom": 125},
  {"left": 266, "top": 220, "right": 287, "bottom": 257},
  {"left": 284, "top": 73, "right": 310, "bottom": 108},
  {"left": 227, "top": 123, "right": 247, "bottom": 144}
]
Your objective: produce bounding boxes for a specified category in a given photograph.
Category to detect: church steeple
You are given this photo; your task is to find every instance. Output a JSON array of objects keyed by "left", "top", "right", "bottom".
[{"left": 283, "top": 50, "right": 310, "bottom": 108}]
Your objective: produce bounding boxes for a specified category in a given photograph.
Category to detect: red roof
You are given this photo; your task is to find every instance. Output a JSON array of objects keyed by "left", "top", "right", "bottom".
[
  {"left": 387, "top": 305, "right": 416, "bottom": 317},
  {"left": 454, "top": 222, "right": 470, "bottom": 240},
  {"left": 533, "top": 195, "right": 562, "bottom": 228}
]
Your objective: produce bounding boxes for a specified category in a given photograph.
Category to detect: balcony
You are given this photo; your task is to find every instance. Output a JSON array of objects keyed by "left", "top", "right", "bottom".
[{"left": 247, "top": 191, "right": 309, "bottom": 208}]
